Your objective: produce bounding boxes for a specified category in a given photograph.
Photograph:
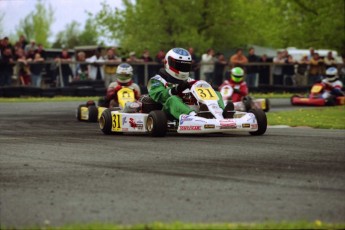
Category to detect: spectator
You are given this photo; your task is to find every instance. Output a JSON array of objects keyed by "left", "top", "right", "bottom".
[
  {"left": 55, "top": 48, "right": 73, "bottom": 87},
  {"left": 229, "top": 48, "right": 248, "bottom": 68},
  {"left": 282, "top": 55, "right": 295, "bottom": 86},
  {"left": 34, "top": 44, "right": 46, "bottom": 59},
  {"left": 86, "top": 48, "right": 105, "bottom": 81},
  {"left": 246, "top": 47, "right": 260, "bottom": 87},
  {"left": 308, "top": 52, "right": 323, "bottom": 85},
  {"left": 0, "top": 37, "right": 14, "bottom": 54},
  {"left": 188, "top": 47, "right": 199, "bottom": 80},
  {"left": 139, "top": 49, "right": 154, "bottom": 86},
  {"left": 75, "top": 51, "right": 89, "bottom": 81},
  {"left": 295, "top": 55, "right": 309, "bottom": 86},
  {"left": 155, "top": 49, "right": 165, "bottom": 73},
  {"left": 16, "top": 48, "right": 31, "bottom": 86},
  {"left": 213, "top": 52, "right": 227, "bottom": 88},
  {"left": 200, "top": 48, "right": 215, "bottom": 83},
  {"left": 24, "top": 39, "right": 37, "bottom": 54},
  {"left": 308, "top": 47, "right": 315, "bottom": 60},
  {"left": 140, "top": 49, "right": 153, "bottom": 62},
  {"left": 103, "top": 47, "right": 121, "bottom": 87},
  {"left": 273, "top": 51, "right": 285, "bottom": 85},
  {"left": 324, "top": 51, "right": 337, "bottom": 69},
  {"left": 28, "top": 52, "right": 44, "bottom": 87},
  {"left": 258, "top": 54, "right": 270, "bottom": 85},
  {"left": 0, "top": 47, "right": 14, "bottom": 86},
  {"left": 18, "top": 35, "right": 28, "bottom": 50},
  {"left": 126, "top": 51, "right": 142, "bottom": 84}
]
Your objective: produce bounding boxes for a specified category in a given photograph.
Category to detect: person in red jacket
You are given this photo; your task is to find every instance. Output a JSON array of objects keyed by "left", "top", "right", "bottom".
[
  {"left": 104, "top": 63, "right": 141, "bottom": 107},
  {"left": 219, "top": 67, "right": 248, "bottom": 102}
]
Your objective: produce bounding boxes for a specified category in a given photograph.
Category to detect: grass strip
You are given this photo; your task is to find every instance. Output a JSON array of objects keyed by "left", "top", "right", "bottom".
[
  {"left": 2, "top": 220, "right": 345, "bottom": 230},
  {"left": 267, "top": 106, "right": 345, "bottom": 129},
  {"left": 0, "top": 96, "right": 100, "bottom": 103}
]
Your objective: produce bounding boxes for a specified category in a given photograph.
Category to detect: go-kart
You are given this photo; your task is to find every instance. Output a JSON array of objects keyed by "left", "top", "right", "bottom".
[
  {"left": 291, "top": 83, "right": 345, "bottom": 106},
  {"left": 219, "top": 84, "right": 270, "bottom": 112},
  {"left": 76, "top": 87, "right": 136, "bottom": 122},
  {"left": 99, "top": 80, "right": 267, "bottom": 137}
]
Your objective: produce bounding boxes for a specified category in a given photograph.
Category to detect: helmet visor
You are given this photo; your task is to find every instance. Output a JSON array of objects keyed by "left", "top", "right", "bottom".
[
  {"left": 168, "top": 56, "right": 191, "bottom": 72},
  {"left": 117, "top": 74, "right": 131, "bottom": 81},
  {"left": 231, "top": 75, "right": 243, "bottom": 83}
]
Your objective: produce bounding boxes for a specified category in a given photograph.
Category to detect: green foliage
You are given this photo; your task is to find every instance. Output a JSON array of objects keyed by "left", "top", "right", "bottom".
[
  {"left": 52, "top": 16, "right": 100, "bottom": 49},
  {"left": 93, "top": 0, "right": 344, "bottom": 55},
  {"left": 15, "top": 0, "right": 54, "bottom": 47}
]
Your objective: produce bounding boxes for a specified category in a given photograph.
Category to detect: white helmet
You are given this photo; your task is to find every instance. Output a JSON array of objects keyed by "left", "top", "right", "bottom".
[
  {"left": 325, "top": 67, "right": 338, "bottom": 82},
  {"left": 116, "top": 63, "right": 133, "bottom": 83},
  {"left": 164, "top": 48, "right": 192, "bottom": 80}
]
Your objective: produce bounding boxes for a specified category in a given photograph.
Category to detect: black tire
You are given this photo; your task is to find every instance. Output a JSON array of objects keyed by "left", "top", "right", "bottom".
[
  {"left": 88, "top": 105, "right": 98, "bottom": 122},
  {"left": 99, "top": 108, "right": 112, "bottom": 135},
  {"left": 243, "top": 96, "right": 253, "bottom": 112},
  {"left": 146, "top": 110, "right": 167, "bottom": 137},
  {"left": 325, "top": 96, "right": 336, "bottom": 106},
  {"left": 263, "top": 98, "right": 270, "bottom": 112},
  {"left": 76, "top": 104, "right": 86, "bottom": 121},
  {"left": 249, "top": 109, "right": 267, "bottom": 136}
]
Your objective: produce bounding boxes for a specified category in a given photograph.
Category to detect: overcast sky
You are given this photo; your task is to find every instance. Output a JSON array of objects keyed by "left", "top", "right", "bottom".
[{"left": 1, "top": 0, "right": 123, "bottom": 41}]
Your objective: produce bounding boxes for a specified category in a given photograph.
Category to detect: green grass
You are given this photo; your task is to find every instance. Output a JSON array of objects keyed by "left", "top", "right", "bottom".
[
  {"left": 0, "top": 96, "right": 100, "bottom": 103},
  {"left": 267, "top": 106, "right": 345, "bottom": 129},
  {"left": 250, "top": 92, "right": 294, "bottom": 98},
  {"left": 2, "top": 221, "right": 344, "bottom": 230}
]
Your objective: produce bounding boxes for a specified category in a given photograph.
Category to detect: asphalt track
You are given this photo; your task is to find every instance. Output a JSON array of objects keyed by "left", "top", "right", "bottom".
[{"left": 0, "top": 99, "right": 345, "bottom": 228}]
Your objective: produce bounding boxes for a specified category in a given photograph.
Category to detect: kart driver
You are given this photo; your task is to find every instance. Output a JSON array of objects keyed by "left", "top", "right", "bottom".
[
  {"left": 219, "top": 67, "right": 248, "bottom": 102},
  {"left": 321, "top": 67, "right": 344, "bottom": 98},
  {"left": 104, "top": 63, "right": 141, "bottom": 107},
  {"left": 147, "top": 47, "right": 232, "bottom": 120}
]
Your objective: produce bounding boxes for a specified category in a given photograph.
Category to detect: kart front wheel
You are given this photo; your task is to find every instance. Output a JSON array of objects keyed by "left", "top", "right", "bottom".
[
  {"left": 76, "top": 104, "right": 86, "bottom": 121},
  {"left": 249, "top": 109, "right": 267, "bottom": 136},
  {"left": 147, "top": 110, "right": 167, "bottom": 137},
  {"left": 99, "top": 108, "right": 112, "bottom": 135}
]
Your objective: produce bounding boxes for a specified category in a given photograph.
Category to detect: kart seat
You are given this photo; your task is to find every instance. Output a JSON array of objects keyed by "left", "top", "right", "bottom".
[{"left": 139, "top": 95, "right": 163, "bottom": 113}]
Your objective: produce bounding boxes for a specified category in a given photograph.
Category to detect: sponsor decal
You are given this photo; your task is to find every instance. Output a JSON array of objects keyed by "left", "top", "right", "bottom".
[
  {"left": 137, "top": 120, "right": 143, "bottom": 124},
  {"left": 137, "top": 124, "right": 143, "bottom": 130},
  {"left": 129, "top": 118, "right": 137, "bottom": 128},
  {"left": 180, "top": 115, "right": 193, "bottom": 125},
  {"left": 220, "top": 119, "right": 237, "bottom": 129},
  {"left": 242, "top": 123, "right": 250, "bottom": 128},
  {"left": 246, "top": 113, "right": 256, "bottom": 122},
  {"left": 204, "top": 124, "right": 215, "bottom": 129},
  {"left": 123, "top": 117, "right": 127, "bottom": 124},
  {"left": 122, "top": 128, "right": 128, "bottom": 131},
  {"left": 179, "top": 126, "right": 201, "bottom": 131},
  {"left": 195, "top": 119, "right": 208, "bottom": 123},
  {"left": 251, "top": 124, "right": 258, "bottom": 129}
]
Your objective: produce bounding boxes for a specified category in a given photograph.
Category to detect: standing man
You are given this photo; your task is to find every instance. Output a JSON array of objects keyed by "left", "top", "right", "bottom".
[
  {"left": 86, "top": 48, "right": 105, "bottom": 81},
  {"left": 246, "top": 47, "right": 260, "bottom": 87}
]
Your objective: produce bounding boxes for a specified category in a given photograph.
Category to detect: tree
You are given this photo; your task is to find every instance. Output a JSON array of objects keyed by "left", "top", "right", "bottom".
[{"left": 15, "top": 0, "right": 54, "bottom": 47}]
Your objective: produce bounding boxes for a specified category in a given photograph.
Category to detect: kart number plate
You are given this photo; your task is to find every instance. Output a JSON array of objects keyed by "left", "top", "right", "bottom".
[
  {"left": 195, "top": 87, "right": 218, "bottom": 100},
  {"left": 111, "top": 113, "right": 122, "bottom": 132},
  {"left": 311, "top": 85, "right": 323, "bottom": 93}
]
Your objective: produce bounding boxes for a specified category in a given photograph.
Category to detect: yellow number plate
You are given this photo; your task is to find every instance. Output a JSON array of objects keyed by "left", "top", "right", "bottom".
[
  {"left": 80, "top": 107, "right": 89, "bottom": 120},
  {"left": 311, "top": 85, "right": 323, "bottom": 93},
  {"left": 118, "top": 88, "right": 135, "bottom": 108},
  {"left": 195, "top": 87, "right": 218, "bottom": 100},
  {"left": 111, "top": 113, "right": 122, "bottom": 132}
]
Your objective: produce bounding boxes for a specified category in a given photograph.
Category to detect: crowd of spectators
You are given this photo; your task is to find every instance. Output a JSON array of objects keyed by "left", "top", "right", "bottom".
[{"left": 1, "top": 35, "right": 344, "bottom": 89}]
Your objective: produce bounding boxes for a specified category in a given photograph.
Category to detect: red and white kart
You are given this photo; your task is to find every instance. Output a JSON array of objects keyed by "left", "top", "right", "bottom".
[
  {"left": 291, "top": 83, "right": 345, "bottom": 106},
  {"left": 99, "top": 80, "right": 267, "bottom": 137},
  {"left": 220, "top": 84, "right": 270, "bottom": 112}
]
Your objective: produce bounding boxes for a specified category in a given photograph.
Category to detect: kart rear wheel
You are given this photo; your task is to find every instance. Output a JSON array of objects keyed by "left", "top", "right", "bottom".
[
  {"left": 76, "top": 104, "right": 86, "bottom": 121},
  {"left": 88, "top": 105, "right": 98, "bottom": 122},
  {"left": 325, "top": 96, "right": 336, "bottom": 106},
  {"left": 263, "top": 98, "right": 270, "bottom": 112},
  {"left": 243, "top": 96, "right": 253, "bottom": 111},
  {"left": 99, "top": 108, "right": 112, "bottom": 135},
  {"left": 147, "top": 110, "right": 167, "bottom": 137},
  {"left": 249, "top": 109, "right": 267, "bottom": 136}
]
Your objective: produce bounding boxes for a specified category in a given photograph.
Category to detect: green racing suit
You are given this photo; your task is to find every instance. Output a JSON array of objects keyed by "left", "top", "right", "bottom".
[{"left": 147, "top": 74, "right": 225, "bottom": 120}]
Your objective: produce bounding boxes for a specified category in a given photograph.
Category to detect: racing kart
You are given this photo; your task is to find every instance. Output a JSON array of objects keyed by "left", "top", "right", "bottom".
[
  {"left": 76, "top": 87, "right": 136, "bottom": 122},
  {"left": 291, "top": 83, "right": 345, "bottom": 106},
  {"left": 99, "top": 80, "right": 267, "bottom": 137},
  {"left": 219, "top": 84, "right": 270, "bottom": 112}
]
